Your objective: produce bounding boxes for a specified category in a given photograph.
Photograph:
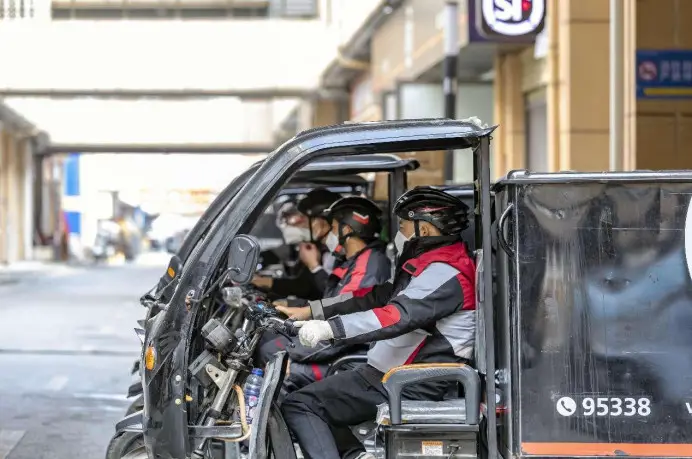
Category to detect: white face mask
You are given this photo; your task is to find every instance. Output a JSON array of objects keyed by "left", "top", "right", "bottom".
[
  {"left": 394, "top": 230, "right": 410, "bottom": 254},
  {"left": 281, "top": 226, "right": 311, "bottom": 245},
  {"left": 325, "top": 231, "right": 339, "bottom": 253}
]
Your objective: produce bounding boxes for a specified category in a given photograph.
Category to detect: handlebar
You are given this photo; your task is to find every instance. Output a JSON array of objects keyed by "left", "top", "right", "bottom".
[{"left": 261, "top": 316, "right": 304, "bottom": 337}]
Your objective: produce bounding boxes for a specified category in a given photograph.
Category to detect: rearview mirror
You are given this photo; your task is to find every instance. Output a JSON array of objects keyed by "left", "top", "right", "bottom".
[{"left": 226, "top": 234, "right": 261, "bottom": 285}]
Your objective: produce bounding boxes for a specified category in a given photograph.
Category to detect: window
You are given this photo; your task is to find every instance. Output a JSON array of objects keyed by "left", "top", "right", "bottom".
[{"left": 525, "top": 89, "right": 548, "bottom": 172}]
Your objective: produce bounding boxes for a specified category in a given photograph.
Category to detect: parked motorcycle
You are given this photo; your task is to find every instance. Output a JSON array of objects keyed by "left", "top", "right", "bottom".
[{"left": 91, "top": 221, "right": 119, "bottom": 262}]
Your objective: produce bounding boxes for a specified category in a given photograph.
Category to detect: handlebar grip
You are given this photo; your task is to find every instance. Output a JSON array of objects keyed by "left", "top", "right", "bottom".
[{"left": 284, "top": 320, "right": 304, "bottom": 337}]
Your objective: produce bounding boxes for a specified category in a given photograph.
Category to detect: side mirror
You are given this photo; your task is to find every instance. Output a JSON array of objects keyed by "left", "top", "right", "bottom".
[{"left": 227, "top": 234, "right": 261, "bottom": 285}]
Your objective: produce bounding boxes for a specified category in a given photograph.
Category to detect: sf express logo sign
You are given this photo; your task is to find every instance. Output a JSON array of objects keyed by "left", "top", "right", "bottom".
[{"left": 476, "top": 0, "right": 546, "bottom": 40}]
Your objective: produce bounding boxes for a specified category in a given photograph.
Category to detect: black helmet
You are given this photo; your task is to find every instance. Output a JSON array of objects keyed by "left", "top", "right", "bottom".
[
  {"left": 323, "top": 196, "right": 382, "bottom": 240},
  {"left": 394, "top": 186, "right": 470, "bottom": 236},
  {"left": 297, "top": 188, "right": 341, "bottom": 218}
]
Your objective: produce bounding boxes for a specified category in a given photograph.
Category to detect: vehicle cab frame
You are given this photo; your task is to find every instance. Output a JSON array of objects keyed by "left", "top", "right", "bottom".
[{"left": 137, "top": 119, "right": 497, "bottom": 459}]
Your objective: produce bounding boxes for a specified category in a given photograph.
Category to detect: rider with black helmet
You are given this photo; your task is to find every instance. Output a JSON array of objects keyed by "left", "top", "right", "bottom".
[
  {"left": 257, "top": 195, "right": 392, "bottom": 394},
  {"left": 251, "top": 187, "right": 340, "bottom": 300},
  {"left": 317, "top": 196, "right": 391, "bottom": 296},
  {"left": 278, "top": 186, "right": 477, "bottom": 459}
]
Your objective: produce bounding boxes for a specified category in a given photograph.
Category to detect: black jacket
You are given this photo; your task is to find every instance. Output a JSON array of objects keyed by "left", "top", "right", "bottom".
[
  {"left": 287, "top": 241, "right": 391, "bottom": 363},
  {"left": 308, "top": 238, "right": 476, "bottom": 374}
]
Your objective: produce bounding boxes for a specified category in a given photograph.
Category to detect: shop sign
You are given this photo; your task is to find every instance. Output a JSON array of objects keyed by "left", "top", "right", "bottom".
[
  {"left": 636, "top": 49, "right": 692, "bottom": 99},
  {"left": 475, "top": 0, "right": 545, "bottom": 41}
]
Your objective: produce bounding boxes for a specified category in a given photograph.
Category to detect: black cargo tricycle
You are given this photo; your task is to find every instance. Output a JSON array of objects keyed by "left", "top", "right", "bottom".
[{"left": 113, "top": 118, "right": 692, "bottom": 459}]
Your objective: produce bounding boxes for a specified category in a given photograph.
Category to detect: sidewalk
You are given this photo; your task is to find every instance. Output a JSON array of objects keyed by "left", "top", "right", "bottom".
[{"left": 0, "top": 261, "right": 82, "bottom": 286}]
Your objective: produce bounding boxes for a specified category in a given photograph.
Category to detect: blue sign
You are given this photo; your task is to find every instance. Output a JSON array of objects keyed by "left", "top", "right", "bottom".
[
  {"left": 636, "top": 49, "right": 692, "bottom": 99},
  {"left": 63, "top": 153, "right": 82, "bottom": 235}
]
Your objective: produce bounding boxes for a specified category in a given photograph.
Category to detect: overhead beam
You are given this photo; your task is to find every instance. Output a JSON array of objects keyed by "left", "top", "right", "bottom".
[
  {"left": 40, "top": 143, "right": 275, "bottom": 155},
  {"left": 0, "top": 88, "right": 349, "bottom": 101}
]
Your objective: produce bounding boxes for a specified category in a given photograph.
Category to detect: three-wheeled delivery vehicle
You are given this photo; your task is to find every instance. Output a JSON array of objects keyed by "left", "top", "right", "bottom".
[{"left": 113, "top": 118, "right": 692, "bottom": 459}]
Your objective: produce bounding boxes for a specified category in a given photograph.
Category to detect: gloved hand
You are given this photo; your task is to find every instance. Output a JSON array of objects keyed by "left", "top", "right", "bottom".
[{"left": 298, "top": 320, "right": 334, "bottom": 347}]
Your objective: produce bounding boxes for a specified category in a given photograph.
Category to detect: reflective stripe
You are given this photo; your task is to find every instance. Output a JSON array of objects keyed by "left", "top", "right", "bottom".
[
  {"left": 399, "top": 262, "right": 460, "bottom": 300},
  {"left": 436, "top": 310, "right": 475, "bottom": 359},
  {"left": 320, "top": 293, "right": 354, "bottom": 318},
  {"left": 367, "top": 331, "right": 429, "bottom": 373},
  {"left": 340, "top": 309, "right": 383, "bottom": 338}
]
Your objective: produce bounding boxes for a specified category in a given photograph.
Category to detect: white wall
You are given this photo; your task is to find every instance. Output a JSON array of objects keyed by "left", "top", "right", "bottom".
[
  {"left": 3, "top": 98, "right": 289, "bottom": 146},
  {"left": 327, "top": 0, "right": 381, "bottom": 46}
]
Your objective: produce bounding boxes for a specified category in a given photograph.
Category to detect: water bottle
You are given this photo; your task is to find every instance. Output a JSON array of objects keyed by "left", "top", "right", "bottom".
[{"left": 243, "top": 368, "right": 264, "bottom": 424}]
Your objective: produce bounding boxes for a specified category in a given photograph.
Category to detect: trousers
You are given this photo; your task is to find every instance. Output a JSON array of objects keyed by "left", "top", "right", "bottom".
[{"left": 281, "top": 365, "right": 387, "bottom": 459}]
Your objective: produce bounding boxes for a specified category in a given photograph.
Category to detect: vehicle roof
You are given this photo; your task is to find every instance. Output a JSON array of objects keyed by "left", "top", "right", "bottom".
[{"left": 291, "top": 119, "right": 495, "bottom": 151}]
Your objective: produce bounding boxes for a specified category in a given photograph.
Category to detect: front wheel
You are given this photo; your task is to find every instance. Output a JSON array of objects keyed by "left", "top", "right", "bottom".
[
  {"left": 266, "top": 403, "right": 298, "bottom": 459},
  {"left": 106, "top": 432, "right": 146, "bottom": 459}
]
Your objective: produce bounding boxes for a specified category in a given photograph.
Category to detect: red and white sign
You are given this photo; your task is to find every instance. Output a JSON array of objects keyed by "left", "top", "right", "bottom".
[
  {"left": 480, "top": 0, "right": 545, "bottom": 37},
  {"left": 638, "top": 61, "right": 658, "bottom": 81}
]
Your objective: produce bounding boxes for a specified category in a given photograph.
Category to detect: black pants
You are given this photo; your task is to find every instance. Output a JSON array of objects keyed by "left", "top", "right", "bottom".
[
  {"left": 282, "top": 364, "right": 450, "bottom": 459},
  {"left": 281, "top": 365, "right": 387, "bottom": 459}
]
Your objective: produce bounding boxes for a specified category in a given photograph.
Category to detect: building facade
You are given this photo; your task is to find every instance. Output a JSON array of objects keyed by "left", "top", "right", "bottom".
[
  {"left": 278, "top": 0, "right": 692, "bottom": 185},
  {"left": 0, "top": 103, "right": 40, "bottom": 264}
]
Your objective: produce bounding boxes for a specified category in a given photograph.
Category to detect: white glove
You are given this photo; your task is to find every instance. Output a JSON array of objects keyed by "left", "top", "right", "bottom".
[{"left": 298, "top": 320, "right": 334, "bottom": 347}]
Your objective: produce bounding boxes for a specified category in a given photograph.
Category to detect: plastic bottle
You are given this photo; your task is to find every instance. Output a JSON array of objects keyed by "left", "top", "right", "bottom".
[{"left": 243, "top": 368, "right": 264, "bottom": 425}]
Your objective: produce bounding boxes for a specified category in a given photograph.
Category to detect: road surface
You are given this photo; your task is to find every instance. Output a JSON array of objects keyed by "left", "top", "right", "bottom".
[{"left": 0, "top": 254, "right": 169, "bottom": 459}]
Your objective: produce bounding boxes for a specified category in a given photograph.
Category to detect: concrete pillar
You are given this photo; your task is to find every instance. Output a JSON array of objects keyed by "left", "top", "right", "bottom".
[
  {"left": 622, "top": 0, "right": 637, "bottom": 170},
  {"left": 21, "top": 139, "right": 34, "bottom": 260},
  {"left": 546, "top": 0, "right": 561, "bottom": 171},
  {"left": 0, "top": 124, "right": 7, "bottom": 264},
  {"left": 493, "top": 52, "right": 525, "bottom": 177},
  {"left": 5, "top": 132, "right": 20, "bottom": 263},
  {"left": 557, "top": 0, "right": 611, "bottom": 171}
]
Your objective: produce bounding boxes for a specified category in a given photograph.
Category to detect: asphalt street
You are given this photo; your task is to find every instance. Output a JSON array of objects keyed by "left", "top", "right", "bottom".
[{"left": 0, "top": 253, "right": 169, "bottom": 459}]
